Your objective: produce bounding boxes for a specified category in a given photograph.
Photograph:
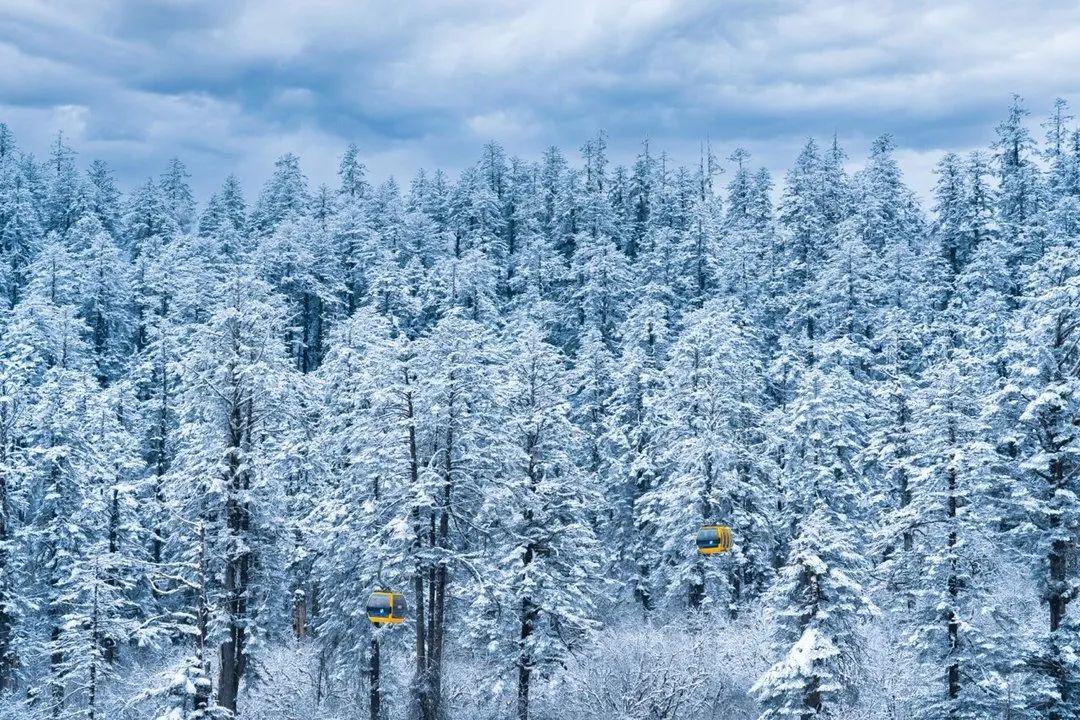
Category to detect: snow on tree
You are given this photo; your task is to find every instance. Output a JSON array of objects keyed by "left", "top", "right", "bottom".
[
  {"left": 167, "top": 272, "right": 299, "bottom": 716},
  {"left": 753, "top": 502, "right": 874, "bottom": 720},
  {"left": 0, "top": 100, "right": 1074, "bottom": 720},
  {"left": 472, "top": 321, "right": 602, "bottom": 720},
  {"left": 899, "top": 349, "right": 1025, "bottom": 718},
  {"left": 1000, "top": 244, "right": 1080, "bottom": 720},
  {"left": 249, "top": 153, "right": 310, "bottom": 237},
  {"left": 307, "top": 308, "right": 410, "bottom": 680},
  {"left": 995, "top": 96, "right": 1048, "bottom": 268},
  {"left": 1, "top": 177, "right": 43, "bottom": 308},
  {"left": 642, "top": 298, "right": 771, "bottom": 613},
  {"left": 160, "top": 159, "right": 196, "bottom": 234}
]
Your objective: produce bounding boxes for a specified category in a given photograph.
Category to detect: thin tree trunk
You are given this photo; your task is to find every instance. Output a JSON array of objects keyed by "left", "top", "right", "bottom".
[
  {"left": 516, "top": 593, "right": 533, "bottom": 720},
  {"left": 103, "top": 487, "right": 120, "bottom": 663},
  {"left": 803, "top": 573, "right": 823, "bottom": 720},
  {"left": 633, "top": 465, "right": 653, "bottom": 613},
  {"left": 897, "top": 393, "right": 913, "bottom": 553},
  {"left": 151, "top": 335, "right": 169, "bottom": 570},
  {"left": 430, "top": 419, "right": 454, "bottom": 720},
  {"left": 517, "top": 434, "right": 540, "bottom": 720},
  {"left": 689, "top": 368, "right": 707, "bottom": 612},
  {"left": 0, "top": 452, "right": 13, "bottom": 692},
  {"left": 293, "top": 588, "right": 307, "bottom": 638},
  {"left": 946, "top": 460, "right": 960, "bottom": 709},
  {"left": 369, "top": 635, "right": 381, "bottom": 720},
  {"left": 194, "top": 521, "right": 211, "bottom": 714},
  {"left": 404, "top": 370, "right": 430, "bottom": 720},
  {"left": 216, "top": 383, "right": 251, "bottom": 714},
  {"left": 1048, "top": 455, "right": 1068, "bottom": 720},
  {"left": 50, "top": 625, "right": 62, "bottom": 720},
  {"left": 88, "top": 581, "right": 99, "bottom": 720}
]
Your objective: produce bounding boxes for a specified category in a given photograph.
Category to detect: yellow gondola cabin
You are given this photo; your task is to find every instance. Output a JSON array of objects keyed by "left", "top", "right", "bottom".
[
  {"left": 366, "top": 590, "right": 407, "bottom": 626},
  {"left": 696, "top": 525, "right": 733, "bottom": 555}
]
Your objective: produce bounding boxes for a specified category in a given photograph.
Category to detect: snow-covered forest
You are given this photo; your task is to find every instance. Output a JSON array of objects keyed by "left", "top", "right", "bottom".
[{"left": 0, "top": 95, "right": 1077, "bottom": 720}]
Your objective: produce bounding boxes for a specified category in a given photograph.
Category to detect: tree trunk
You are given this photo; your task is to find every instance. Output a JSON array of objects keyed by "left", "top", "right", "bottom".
[
  {"left": 517, "top": 441, "right": 540, "bottom": 720},
  {"left": 689, "top": 441, "right": 709, "bottom": 612},
  {"left": 151, "top": 339, "right": 169, "bottom": 570},
  {"left": 216, "top": 391, "right": 251, "bottom": 715},
  {"left": 103, "top": 487, "right": 120, "bottom": 663},
  {"left": 897, "top": 393, "right": 913, "bottom": 554},
  {"left": 50, "top": 625, "right": 62, "bottom": 720},
  {"left": 369, "top": 635, "right": 381, "bottom": 720},
  {"left": 404, "top": 371, "right": 431, "bottom": 720},
  {"left": 0, "top": 459, "right": 13, "bottom": 692},
  {"left": 429, "top": 419, "right": 454, "bottom": 720},
  {"left": 947, "top": 462, "right": 960, "bottom": 708},
  {"left": 293, "top": 588, "right": 307, "bottom": 638},
  {"left": 194, "top": 522, "right": 211, "bottom": 714},
  {"left": 632, "top": 465, "right": 653, "bottom": 613},
  {"left": 1048, "top": 455, "right": 1068, "bottom": 720},
  {"left": 516, "top": 595, "right": 533, "bottom": 720},
  {"left": 729, "top": 570, "right": 742, "bottom": 620},
  {"left": 88, "top": 582, "right": 100, "bottom": 720},
  {"left": 803, "top": 573, "right": 823, "bottom": 720},
  {"left": 803, "top": 677, "right": 822, "bottom": 720},
  {"left": 688, "top": 560, "right": 705, "bottom": 611}
]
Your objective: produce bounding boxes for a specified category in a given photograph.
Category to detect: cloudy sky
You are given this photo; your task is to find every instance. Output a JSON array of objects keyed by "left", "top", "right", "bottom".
[{"left": 2, "top": 0, "right": 1079, "bottom": 201}]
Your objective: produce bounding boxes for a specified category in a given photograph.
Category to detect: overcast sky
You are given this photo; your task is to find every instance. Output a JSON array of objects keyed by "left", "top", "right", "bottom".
[{"left": 2, "top": 0, "right": 1079, "bottom": 202}]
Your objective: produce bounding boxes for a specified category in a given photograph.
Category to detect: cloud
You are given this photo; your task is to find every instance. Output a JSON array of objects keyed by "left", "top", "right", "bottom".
[{"left": 0, "top": 0, "right": 1077, "bottom": 203}]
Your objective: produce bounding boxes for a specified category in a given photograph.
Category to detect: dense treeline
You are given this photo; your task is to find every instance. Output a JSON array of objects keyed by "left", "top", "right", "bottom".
[{"left": 0, "top": 95, "right": 1078, "bottom": 720}]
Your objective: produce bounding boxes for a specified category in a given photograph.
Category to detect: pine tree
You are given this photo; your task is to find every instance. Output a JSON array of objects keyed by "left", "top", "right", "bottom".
[
  {"left": 250, "top": 153, "right": 309, "bottom": 236},
  {"left": 476, "top": 322, "right": 602, "bottom": 720},
  {"left": 0, "top": 306, "right": 43, "bottom": 692},
  {"left": 169, "top": 272, "right": 298, "bottom": 715},
  {"left": 752, "top": 502, "right": 874, "bottom": 720},
  {"left": 409, "top": 313, "right": 507, "bottom": 720},
  {"left": 676, "top": 143, "right": 722, "bottom": 308},
  {"left": 779, "top": 139, "right": 829, "bottom": 293},
  {"left": 20, "top": 301, "right": 100, "bottom": 717},
  {"left": 45, "top": 133, "right": 79, "bottom": 235},
  {"left": 933, "top": 152, "right": 970, "bottom": 279},
  {"left": 1, "top": 180, "right": 43, "bottom": 308},
  {"left": 813, "top": 220, "right": 880, "bottom": 366},
  {"left": 852, "top": 135, "right": 922, "bottom": 255},
  {"left": 904, "top": 350, "right": 1020, "bottom": 718},
  {"left": 122, "top": 180, "right": 178, "bottom": 258},
  {"left": 254, "top": 216, "right": 338, "bottom": 371},
  {"left": 160, "top": 159, "right": 196, "bottom": 234},
  {"left": 643, "top": 299, "right": 770, "bottom": 613},
  {"left": 307, "top": 308, "right": 410, "bottom": 706},
  {"left": 603, "top": 294, "right": 668, "bottom": 610},
  {"left": 198, "top": 175, "right": 247, "bottom": 259},
  {"left": 756, "top": 358, "right": 875, "bottom": 719},
  {"left": 995, "top": 96, "right": 1045, "bottom": 266},
  {"left": 569, "top": 234, "right": 630, "bottom": 348},
  {"left": 337, "top": 143, "right": 371, "bottom": 202},
  {"left": 85, "top": 161, "right": 121, "bottom": 239},
  {"left": 70, "top": 215, "right": 132, "bottom": 381},
  {"left": 1002, "top": 244, "right": 1080, "bottom": 720},
  {"left": 50, "top": 382, "right": 144, "bottom": 719}
]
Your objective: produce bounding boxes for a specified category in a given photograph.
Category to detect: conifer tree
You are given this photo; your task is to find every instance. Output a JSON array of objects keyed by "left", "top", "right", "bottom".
[
  {"left": 1002, "top": 245, "right": 1080, "bottom": 720},
  {"left": 476, "top": 322, "right": 602, "bottom": 720},
  {"left": 904, "top": 350, "right": 1020, "bottom": 719},
  {"left": 169, "top": 273, "right": 298, "bottom": 715},
  {"left": 643, "top": 299, "right": 770, "bottom": 613},
  {"left": 160, "top": 159, "right": 196, "bottom": 234},
  {"left": 752, "top": 501, "right": 874, "bottom": 720}
]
